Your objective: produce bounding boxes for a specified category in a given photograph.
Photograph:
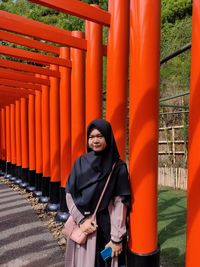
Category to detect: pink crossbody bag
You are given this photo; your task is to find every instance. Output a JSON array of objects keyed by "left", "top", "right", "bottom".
[{"left": 62, "top": 162, "right": 117, "bottom": 245}]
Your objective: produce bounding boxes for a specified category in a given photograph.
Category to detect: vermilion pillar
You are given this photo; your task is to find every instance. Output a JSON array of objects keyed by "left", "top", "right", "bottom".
[
  {"left": 10, "top": 103, "right": 16, "bottom": 179},
  {"left": 106, "top": 0, "right": 129, "bottom": 160},
  {"left": 1, "top": 108, "right": 6, "bottom": 173},
  {"left": 34, "top": 89, "right": 43, "bottom": 197},
  {"left": 5, "top": 105, "right": 11, "bottom": 176},
  {"left": 71, "top": 31, "right": 85, "bottom": 164},
  {"left": 57, "top": 47, "right": 71, "bottom": 220},
  {"left": 48, "top": 65, "right": 60, "bottom": 211},
  {"left": 0, "top": 109, "right": 1, "bottom": 170},
  {"left": 40, "top": 76, "right": 50, "bottom": 203},
  {"left": 128, "top": 0, "right": 160, "bottom": 266},
  {"left": 27, "top": 94, "right": 36, "bottom": 192},
  {"left": 186, "top": 1, "right": 200, "bottom": 266},
  {"left": 20, "top": 97, "right": 29, "bottom": 187},
  {"left": 15, "top": 100, "right": 22, "bottom": 182},
  {"left": 85, "top": 5, "right": 103, "bottom": 126}
]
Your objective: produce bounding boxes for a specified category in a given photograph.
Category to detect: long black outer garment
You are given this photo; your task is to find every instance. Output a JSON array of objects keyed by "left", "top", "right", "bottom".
[{"left": 66, "top": 119, "right": 131, "bottom": 267}]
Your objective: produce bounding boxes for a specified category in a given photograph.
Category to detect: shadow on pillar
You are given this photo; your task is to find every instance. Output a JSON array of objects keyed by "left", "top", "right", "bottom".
[
  {"left": 39, "top": 176, "right": 50, "bottom": 203},
  {"left": 33, "top": 173, "right": 43, "bottom": 197},
  {"left": 19, "top": 168, "right": 29, "bottom": 188},
  {"left": 46, "top": 181, "right": 60, "bottom": 212},
  {"left": 26, "top": 170, "right": 36, "bottom": 192},
  {"left": 55, "top": 187, "right": 69, "bottom": 222},
  {"left": 127, "top": 247, "right": 160, "bottom": 267}
]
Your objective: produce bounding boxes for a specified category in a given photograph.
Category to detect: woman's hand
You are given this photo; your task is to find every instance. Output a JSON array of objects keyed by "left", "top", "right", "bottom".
[
  {"left": 105, "top": 240, "right": 122, "bottom": 257},
  {"left": 79, "top": 218, "right": 97, "bottom": 234}
]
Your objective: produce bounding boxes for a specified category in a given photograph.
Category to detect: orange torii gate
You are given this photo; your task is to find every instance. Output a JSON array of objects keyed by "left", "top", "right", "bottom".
[
  {"left": 0, "top": 0, "right": 162, "bottom": 266},
  {"left": 0, "top": 8, "right": 104, "bottom": 216}
]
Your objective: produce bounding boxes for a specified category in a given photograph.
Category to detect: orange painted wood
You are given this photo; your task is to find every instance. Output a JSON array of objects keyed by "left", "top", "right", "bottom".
[
  {"left": 28, "top": 95, "right": 36, "bottom": 171},
  {"left": 0, "top": 85, "right": 35, "bottom": 96},
  {"left": 59, "top": 47, "right": 71, "bottom": 188},
  {"left": 186, "top": 0, "right": 200, "bottom": 266},
  {"left": 10, "top": 103, "right": 16, "bottom": 164},
  {"left": 35, "top": 89, "right": 43, "bottom": 174},
  {"left": 0, "top": 58, "right": 60, "bottom": 78},
  {"left": 1, "top": 30, "right": 60, "bottom": 54},
  {"left": 85, "top": 7, "right": 103, "bottom": 127},
  {"left": 0, "top": 10, "right": 87, "bottom": 50},
  {"left": 49, "top": 65, "right": 60, "bottom": 182},
  {"left": 0, "top": 94, "right": 20, "bottom": 101},
  {"left": 71, "top": 31, "right": 85, "bottom": 164},
  {"left": 41, "top": 76, "right": 50, "bottom": 177},
  {"left": 0, "top": 78, "right": 42, "bottom": 91},
  {"left": 15, "top": 100, "right": 22, "bottom": 167},
  {"left": 129, "top": 0, "right": 160, "bottom": 254},
  {"left": 1, "top": 108, "right": 6, "bottom": 160},
  {"left": 0, "top": 46, "right": 71, "bottom": 67},
  {"left": 29, "top": 0, "right": 110, "bottom": 26},
  {"left": 20, "top": 98, "right": 29, "bottom": 168},
  {"left": 0, "top": 68, "right": 50, "bottom": 86},
  {"left": 106, "top": 0, "right": 129, "bottom": 160},
  {"left": 5, "top": 105, "right": 11, "bottom": 163}
]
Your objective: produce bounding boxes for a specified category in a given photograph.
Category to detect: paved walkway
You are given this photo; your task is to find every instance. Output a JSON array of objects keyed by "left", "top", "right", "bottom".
[{"left": 0, "top": 180, "right": 65, "bottom": 267}]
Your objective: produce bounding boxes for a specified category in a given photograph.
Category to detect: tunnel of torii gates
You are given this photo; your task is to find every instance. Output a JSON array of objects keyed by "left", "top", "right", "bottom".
[{"left": 0, "top": 0, "right": 199, "bottom": 266}]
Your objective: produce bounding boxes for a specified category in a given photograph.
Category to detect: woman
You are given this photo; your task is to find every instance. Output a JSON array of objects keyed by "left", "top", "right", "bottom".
[{"left": 65, "top": 119, "right": 130, "bottom": 267}]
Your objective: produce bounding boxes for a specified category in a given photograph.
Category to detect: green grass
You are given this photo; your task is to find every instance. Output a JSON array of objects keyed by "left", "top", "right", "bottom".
[{"left": 158, "top": 186, "right": 186, "bottom": 267}]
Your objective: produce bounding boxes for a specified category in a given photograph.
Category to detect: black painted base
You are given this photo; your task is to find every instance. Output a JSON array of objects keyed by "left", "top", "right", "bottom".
[
  {"left": 6, "top": 162, "right": 12, "bottom": 175},
  {"left": 11, "top": 164, "right": 16, "bottom": 177},
  {"left": 0, "top": 170, "right": 5, "bottom": 176},
  {"left": 33, "top": 190, "right": 43, "bottom": 198},
  {"left": 21, "top": 168, "right": 29, "bottom": 183},
  {"left": 9, "top": 176, "right": 16, "bottom": 182},
  {"left": 19, "top": 181, "right": 29, "bottom": 188},
  {"left": 41, "top": 176, "right": 50, "bottom": 196},
  {"left": 14, "top": 178, "right": 22, "bottom": 185},
  {"left": 28, "top": 170, "right": 36, "bottom": 187},
  {"left": 39, "top": 196, "right": 50, "bottom": 203},
  {"left": 46, "top": 203, "right": 60, "bottom": 212},
  {"left": 59, "top": 187, "right": 68, "bottom": 212},
  {"left": 46, "top": 181, "right": 60, "bottom": 212},
  {"left": 33, "top": 173, "right": 43, "bottom": 198},
  {"left": 4, "top": 174, "right": 12, "bottom": 179},
  {"left": 26, "top": 170, "right": 36, "bottom": 192},
  {"left": 127, "top": 247, "right": 160, "bottom": 267},
  {"left": 26, "top": 186, "right": 36, "bottom": 193},
  {"left": 55, "top": 211, "right": 69, "bottom": 222}
]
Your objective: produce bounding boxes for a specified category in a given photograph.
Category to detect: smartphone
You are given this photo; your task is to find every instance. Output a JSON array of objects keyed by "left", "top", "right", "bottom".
[{"left": 100, "top": 246, "right": 112, "bottom": 261}]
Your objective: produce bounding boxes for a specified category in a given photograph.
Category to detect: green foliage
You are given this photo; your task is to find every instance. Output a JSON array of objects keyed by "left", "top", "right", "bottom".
[
  {"left": 162, "top": 0, "right": 192, "bottom": 23},
  {"left": 160, "top": 3, "right": 192, "bottom": 98}
]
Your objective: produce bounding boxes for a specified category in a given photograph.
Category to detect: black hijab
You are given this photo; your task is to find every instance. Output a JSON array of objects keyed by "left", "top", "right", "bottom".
[{"left": 66, "top": 119, "right": 130, "bottom": 215}]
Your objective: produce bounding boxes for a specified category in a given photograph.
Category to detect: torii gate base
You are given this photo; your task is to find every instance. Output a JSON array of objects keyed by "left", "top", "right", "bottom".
[{"left": 127, "top": 247, "right": 160, "bottom": 267}]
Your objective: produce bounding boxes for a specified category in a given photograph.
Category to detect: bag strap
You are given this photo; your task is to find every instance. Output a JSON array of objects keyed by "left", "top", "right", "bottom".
[{"left": 91, "top": 162, "right": 117, "bottom": 220}]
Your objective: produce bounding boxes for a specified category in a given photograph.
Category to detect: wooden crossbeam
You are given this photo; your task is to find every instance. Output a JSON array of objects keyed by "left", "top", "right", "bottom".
[
  {"left": 0, "top": 10, "right": 87, "bottom": 50},
  {"left": 29, "top": 0, "right": 111, "bottom": 26},
  {"left": 0, "top": 78, "right": 42, "bottom": 91},
  {"left": 0, "top": 85, "right": 35, "bottom": 95},
  {"left": 0, "top": 45, "right": 71, "bottom": 67},
  {"left": 0, "top": 68, "right": 50, "bottom": 86},
  {"left": 1, "top": 30, "right": 60, "bottom": 54},
  {"left": 0, "top": 58, "right": 60, "bottom": 78}
]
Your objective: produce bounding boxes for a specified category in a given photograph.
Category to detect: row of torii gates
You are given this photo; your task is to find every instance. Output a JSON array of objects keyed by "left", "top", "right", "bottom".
[{"left": 0, "top": 0, "right": 199, "bottom": 266}]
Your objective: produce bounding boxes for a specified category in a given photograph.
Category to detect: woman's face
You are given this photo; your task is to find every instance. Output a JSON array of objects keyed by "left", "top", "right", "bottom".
[{"left": 88, "top": 128, "right": 107, "bottom": 152}]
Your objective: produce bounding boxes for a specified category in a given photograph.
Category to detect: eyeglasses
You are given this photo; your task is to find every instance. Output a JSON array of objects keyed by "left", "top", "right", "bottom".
[{"left": 88, "top": 134, "right": 104, "bottom": 140}]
